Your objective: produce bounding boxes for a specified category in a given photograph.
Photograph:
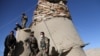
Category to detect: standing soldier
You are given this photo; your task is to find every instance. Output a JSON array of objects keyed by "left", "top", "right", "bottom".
[
  {"left": 4, "top": 31, "right": 16, "bottom": 56},
  {"left": 25, "top": 31, "right": 39, "bottom": 56},
  {"left": 21, "top": 13, "right": 28, "bottom": 28},
  {"left": 37, "top": 32, "right": 50, "bottom": 56}
]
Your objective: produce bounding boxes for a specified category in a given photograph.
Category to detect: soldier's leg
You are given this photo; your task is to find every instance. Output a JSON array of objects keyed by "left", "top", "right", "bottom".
[
  {"left": 10, "top": 46, "right": 15, "bottom": 56},
  {"left": 22, "top": 20, "right": 25, "bottom": 28},
  {"left": 8, "top": 47, "right": 13, "bottom": 56},
  {"left": 29, "top": 53, "right": 31, "bottom": 56},
  {"left": 24, "top": 20, "right": 27, "bottom": 28},
  {"left": 23, "top": 21, "right": 26, "bottom": 28},
  {"left": 42, "top": 50, "right": 48, "bottom": 56},
  {"left": 33, "top": 49, "right": 37, "bottom": 56},
  {"left": 43, "top": 52, "right": 48, "bottom": 56},
  {"left": 23, "top": 20, "right": 27, "bottom": 28},
  {"left": 4, "top": 48, "right": 10, "bottom": 56},
  {"left": 30, "top": 46, "right": 33, "bottom": 56},
  {"left": 32, "top": 48, "right": 36, "bottom": 56},
  {"left": 36, "top": 50, "right": 43, "bottom": 56}
]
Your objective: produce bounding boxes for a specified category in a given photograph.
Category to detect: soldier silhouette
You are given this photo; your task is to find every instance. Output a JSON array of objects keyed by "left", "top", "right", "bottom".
[
  {"left": 21, "top": 13, "right": 28, "bottom": 28},
  {"left": 4, "top": 31, "right": 16, "bottom": 56}
]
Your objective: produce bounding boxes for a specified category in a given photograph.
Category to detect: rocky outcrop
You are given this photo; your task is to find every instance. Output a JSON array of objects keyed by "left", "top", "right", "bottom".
[
  {"left": 33, "top": 0, "right": 71, "bottom": 24},
  {"left": 30, "top": 0, "right": 86, "bottom": 56},
  {"left": 15, "top": 0, "right": 87, "bottom": 56}
]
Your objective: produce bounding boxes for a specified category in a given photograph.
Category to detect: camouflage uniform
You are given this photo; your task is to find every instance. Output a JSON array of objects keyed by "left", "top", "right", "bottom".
[
  {"left": 37, "top": 37, "right": 49, "bottom": 56},
  {"left": 25, "top": 36, "right": 39, "bottom": 56}
]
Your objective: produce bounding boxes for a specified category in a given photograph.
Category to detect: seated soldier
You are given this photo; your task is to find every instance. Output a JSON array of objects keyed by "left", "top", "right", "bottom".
[{"left": 14, "top": 23, "right": 22, "bottom": 31}]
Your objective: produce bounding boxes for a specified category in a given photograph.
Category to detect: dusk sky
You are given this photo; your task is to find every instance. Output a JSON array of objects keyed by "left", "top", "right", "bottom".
[{"left": 0, "top": 0, "right": 100, "bottom": 56}]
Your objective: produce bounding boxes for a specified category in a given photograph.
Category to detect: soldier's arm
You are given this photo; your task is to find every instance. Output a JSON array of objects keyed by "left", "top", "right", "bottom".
[
  {"left": 14, "top": 36, "right": 16, "bottom": 45},
  {"left": 35, "top": 38, "right": 38, "bottom": 47},
  {"left": 4, "top": 36, "right": 8, "bottom": 47},
  {"left": 45, "top": 38, "right": 49, "bottom": 53},
  {"left": 6, "top": 36, "right": 11, "bottom": 48},
  {"left": 45, "top": 38, "right": 49, "bottom": 49}
]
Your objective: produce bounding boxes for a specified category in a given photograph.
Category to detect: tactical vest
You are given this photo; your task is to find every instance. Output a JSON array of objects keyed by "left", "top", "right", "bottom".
[
  {"left": 40, "top": 38, "right": 46, "bottom": 49},
  {"left": 29, "top": 37, "right": 37, "bottom": 48}
]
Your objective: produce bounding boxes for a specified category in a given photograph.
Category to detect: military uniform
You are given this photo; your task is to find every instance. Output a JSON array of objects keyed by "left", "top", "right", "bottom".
[
  {"left": 14, "top": 23, "right": 22, "bottom": 31},
  {"left": 21, "top": 14, "right": 28, "bottom": 28},
  {"left": 25, "top": 36, "right": 39, "bottom": 56},
  {"left": 37, "top": 37, "right": 49, "bottom": 56},
  {"left": 4, "top": 34, "right": 16, "bottom": 56}
]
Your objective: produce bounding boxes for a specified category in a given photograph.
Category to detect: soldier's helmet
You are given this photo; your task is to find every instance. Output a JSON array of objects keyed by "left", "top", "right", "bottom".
[
  {"left": 30, "top": 31, "right": 34, "bottom": 36},
  {"left": 10, "top": 31, "right": 14, "bottom": 35},
  {"left": 40, "top": 32, "right": 45, "bottom": 35},
  {"left": 22, "top": 13, "right": 26, "bottom": 16}
]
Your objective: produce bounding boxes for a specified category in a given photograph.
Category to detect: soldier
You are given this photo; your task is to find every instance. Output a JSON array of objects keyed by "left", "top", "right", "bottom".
[
  {"left": 14, "top": 23, "right": 22, "bottom": 31},
  {"left": 37, "top": 32, "right": 50, "bottom": 56},
  {"left": 4, "top": 31, "right": 16, "bottom": 56},
  {"left": 25, "top": 31, "right": 39, "bottom": 56},
  {"left": 21, "top": 13, "right": 28, "bottom": 28}
]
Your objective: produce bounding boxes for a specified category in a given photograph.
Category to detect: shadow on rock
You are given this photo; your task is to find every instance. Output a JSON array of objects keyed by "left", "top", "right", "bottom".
[
  {"left": 51, "top": 47, "right": 59, "bottom": 56},
  {"left": 14, "top": 41, "right": 24, "bottom": 56}
]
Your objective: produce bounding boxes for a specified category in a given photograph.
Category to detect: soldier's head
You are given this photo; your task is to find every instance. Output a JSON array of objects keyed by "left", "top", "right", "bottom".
[
  {"left": 30, "top": 31, "right": 34, "bottom": 37},
  {"left": 40, "top": 32, "right": 45, "bottom": 37},
  {"left": 16, "top": 23, "right": 19, "bottom": 26},
  {"left": 22, "top": 13, "right": 26, "bottom": 16},
  {"left": 10, "top": 31, "right": 14, "bottom": 35}
]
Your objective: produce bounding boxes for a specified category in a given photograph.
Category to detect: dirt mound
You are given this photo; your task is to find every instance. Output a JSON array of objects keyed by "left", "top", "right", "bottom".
[{"left": 85, "top": 48, "right": 100, "bottom": 56}]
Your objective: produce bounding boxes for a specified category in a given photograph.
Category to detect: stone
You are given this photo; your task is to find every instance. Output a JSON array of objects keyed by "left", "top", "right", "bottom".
[
  {"left": 15, "top": 0, "right": 86, "bottom": 56},
  {"left": 34, "top": 0, "right": 71, "bottom": 21},
  {"left": 31, "top": 0, "right": 86, "bottom": 56}
]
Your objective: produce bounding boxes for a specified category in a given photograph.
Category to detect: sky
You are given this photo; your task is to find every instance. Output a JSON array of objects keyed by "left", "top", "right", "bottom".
[{"left": 0, "top": 0, "right": 100, "bottom": 56}]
